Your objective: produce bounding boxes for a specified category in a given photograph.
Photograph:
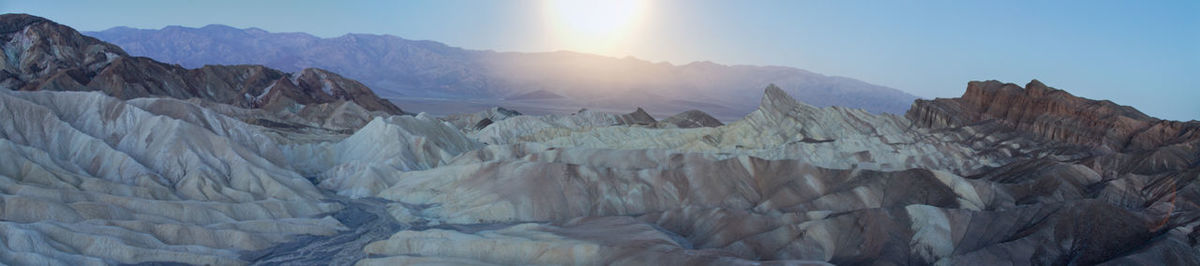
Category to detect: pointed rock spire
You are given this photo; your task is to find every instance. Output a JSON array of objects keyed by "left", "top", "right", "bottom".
[
  {"left": 759, "top": 84, "right": 809, "bottom": 116},
  {"left": 1026, "top": 79, "right": 1047, "bottom": 90},
  {"left": 0, "top": 13, "right": 50, "bottom": 34},
  {"left": 1024, "top": 79, "right": 1059, "bottom": 97},
  {"left": 622, "top": 107, "right": 657, "bottom": 125},
  {"left": 660, "top": 109, "right": 723, "bottom": 128}
]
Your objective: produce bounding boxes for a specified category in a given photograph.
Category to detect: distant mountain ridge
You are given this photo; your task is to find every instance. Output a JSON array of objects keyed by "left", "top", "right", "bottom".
[{"left": 86, "top": 24, "right": 919, "bottom": 118}]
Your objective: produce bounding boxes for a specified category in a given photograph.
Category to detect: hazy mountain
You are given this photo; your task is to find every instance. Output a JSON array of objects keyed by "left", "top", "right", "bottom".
[{"left": 86, "top": 25, "right": 918, "bottom": 119}]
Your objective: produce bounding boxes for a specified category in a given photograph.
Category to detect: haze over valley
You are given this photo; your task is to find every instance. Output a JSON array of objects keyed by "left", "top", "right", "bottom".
[{"left": 86, "top": 25, "right": 918, "bottom": 121}]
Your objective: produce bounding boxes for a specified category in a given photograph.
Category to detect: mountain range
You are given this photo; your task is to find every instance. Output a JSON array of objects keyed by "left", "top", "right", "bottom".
[
  {"left": 3, "top": 13, "right": 1199, "bottom": 265},
  {"left": 85, "top": 24, "right": 918, "bottom": 120}
]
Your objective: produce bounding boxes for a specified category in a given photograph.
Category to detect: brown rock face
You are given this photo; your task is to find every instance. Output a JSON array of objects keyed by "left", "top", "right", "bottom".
[
  {"left": 892, "top": 80, "right": 1200, "bottom": 264},
  {"left": 0, "top": 14, "right": 404, "bottom": 115},
  {"left": 908, "top": 79, "right": 1200, "bottom": 175},
  {"left": 620, "top": 107, "right": 658, "bottom": 125},
  {"left": 909, "top": 80, "right": 1198, "bottom": 151},
  {"left": 0, "top": 14, "right": 128, "bottom": 90},
  {"left": 291, "top": 68, "right": 404, "bottom": 114},
  {"left": 660, "top": 109, "right": 724, "bottom": 128}
]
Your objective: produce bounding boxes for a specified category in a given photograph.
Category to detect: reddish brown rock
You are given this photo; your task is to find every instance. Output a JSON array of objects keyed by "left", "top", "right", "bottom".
[
  {"left": 0, "top": 14, "right": 404, "bottom": 115},
  {"left": 908, "top": 79, "right": 1200, "bottom": 175}
]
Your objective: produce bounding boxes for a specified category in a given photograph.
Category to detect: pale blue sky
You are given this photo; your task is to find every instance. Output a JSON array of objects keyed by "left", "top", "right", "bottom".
[{"left": 3, "top": 0, "right": 1197, "bottom": 120}]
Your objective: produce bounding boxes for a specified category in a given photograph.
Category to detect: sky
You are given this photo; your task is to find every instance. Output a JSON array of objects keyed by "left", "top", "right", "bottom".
[{"left": 3, "top": 0, "right": 1198, "bottom": 120}]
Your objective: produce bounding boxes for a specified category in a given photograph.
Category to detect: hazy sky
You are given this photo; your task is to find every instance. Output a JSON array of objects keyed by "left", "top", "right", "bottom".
[{"left": 4, "top": 0, "right": 1198, "bottom": 120}]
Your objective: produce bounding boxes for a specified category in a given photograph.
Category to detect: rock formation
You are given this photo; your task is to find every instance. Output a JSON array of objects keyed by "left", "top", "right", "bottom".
[
  {"left": 909, "top": 79, "right": 1200, "bottom": 175},
  {"left": 359, "top": 82, "right": 1199, "bottom": 265},
  {"left": 0, "top": 90, "right": 345, "bottom": 265},
  {"left": 1, "top": 14, "right": 404, "bottom": 124},
  {"left": 2, "top": 13, "right": 1198, "bottom": 266},
  {"left": 659, "top": 109, "right": 725, "bottom": 128},
  {"left": 441, "top": 106, "right": 523, "bottom": 132}
]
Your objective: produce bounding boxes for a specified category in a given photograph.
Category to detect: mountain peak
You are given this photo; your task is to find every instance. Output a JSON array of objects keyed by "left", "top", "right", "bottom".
[
  {"left": 622, "top": 107, "right": 657, "bottom": 125},
  {"left": 0, "top": 13, "right": 129, "bottom": 85},
  {"left": 1023, "top": 79, "right": 1060, "bottom": 97},
  {"left": 1026, "top": 79, "right": 1046, "bottom": 89},
  {"left": 760, "top": 84, "right": 804, "bottom": 113},
  {"left": 660, "top": 109, "right": 724, "bottom": 128},
  {"left": 200, "top": 24, "right": 235, "bottom": 30},
  {"left": 0, "top": 13, "right": 51, "bottom": 34}
]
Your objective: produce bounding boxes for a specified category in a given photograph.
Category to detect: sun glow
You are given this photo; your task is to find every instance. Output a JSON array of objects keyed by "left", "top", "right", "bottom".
[{"left": 544, "top": 0, "right": 648, "bottom": 55}]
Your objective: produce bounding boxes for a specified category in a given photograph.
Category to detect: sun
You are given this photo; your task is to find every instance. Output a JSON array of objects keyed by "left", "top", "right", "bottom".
[{"left": 544, "top": 0, "right": 648, "bottom": 54}]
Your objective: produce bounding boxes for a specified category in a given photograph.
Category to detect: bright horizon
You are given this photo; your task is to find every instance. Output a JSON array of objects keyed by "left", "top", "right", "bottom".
[{"left": 3, "top": 0, "right": 1197, "bottom": 121}]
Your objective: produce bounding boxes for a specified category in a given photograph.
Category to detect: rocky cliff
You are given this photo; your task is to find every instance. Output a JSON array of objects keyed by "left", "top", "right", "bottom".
[{"left": 909, "top": 79, "right": 1200, "bottom": 175}]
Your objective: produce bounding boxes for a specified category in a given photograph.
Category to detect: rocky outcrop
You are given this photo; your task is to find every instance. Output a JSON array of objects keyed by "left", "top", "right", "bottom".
[
  {"left": 0, "top": 14, "right": 127, "bottom": 91},
  {"left": 621, "top": 107, "right": 658, "bottom": 125},
  {"left": 441, "top": 106, "right": 522, "bottom": 132},
  {"left": 471, "top": 107, "right": 666, "bottom": 145},
  {"left": 287, "top": 114, "right": 483, "bottom": 198},
  {"left": 0, "top": 14, "right": 404, "bottom": 118},
  {"left": 908, "top": 79, "right": 1200, "bottom": 175},
  {"left": 909, "top": 80, "right": 1198, "bottom": 151},
  {"left": 376, "top": 145, "right": 993, "bottom": 224},
  {"left": 0, "top": 88, "right": 487, "bottom": 264},
  {"left": 368, "top": 138, "right": 1197, "bottom": 265},
  {"left": 659, "top": 109, "right": 724, "bottom": 128},
  {"left": 291, "top": 68, "right": 404, "bottom": 115},
  {"left": 466, "top": 84, "right": 1026, "bottom": 174}
]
